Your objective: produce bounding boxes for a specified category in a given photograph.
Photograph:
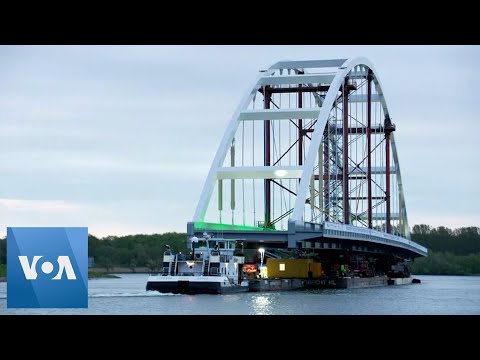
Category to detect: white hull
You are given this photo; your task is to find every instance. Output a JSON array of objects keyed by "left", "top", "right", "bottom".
[{"left": 146, "top": 275, "right": 249, "bottom": 294}]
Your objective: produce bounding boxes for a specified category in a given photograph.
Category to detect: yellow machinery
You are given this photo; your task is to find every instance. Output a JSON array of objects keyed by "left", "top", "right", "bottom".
[{"left": 266, "top": 258, "right": 321, "bottom": 279}]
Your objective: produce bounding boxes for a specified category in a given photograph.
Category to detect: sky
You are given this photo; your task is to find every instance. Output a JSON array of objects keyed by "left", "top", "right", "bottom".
[{"left": 0, "top": 45, "right": 479, "bottom": 237}]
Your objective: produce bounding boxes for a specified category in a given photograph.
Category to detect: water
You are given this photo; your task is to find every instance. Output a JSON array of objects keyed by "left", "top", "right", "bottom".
[{"left": 1, "top": 274, "right": 479, "bottom": 315}]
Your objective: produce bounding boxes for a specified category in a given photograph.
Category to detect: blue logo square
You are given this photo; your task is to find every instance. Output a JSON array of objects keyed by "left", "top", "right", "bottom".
[{"left": 7, "top": 227, "right": 88, "bottom": 308}]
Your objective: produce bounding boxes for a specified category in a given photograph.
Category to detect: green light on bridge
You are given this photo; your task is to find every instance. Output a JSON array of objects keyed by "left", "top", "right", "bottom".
[{"left": 194, "top": 221, "right": 277, "bottom": 232}]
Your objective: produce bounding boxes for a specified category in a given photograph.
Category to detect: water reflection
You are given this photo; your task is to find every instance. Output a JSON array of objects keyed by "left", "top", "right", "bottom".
[
  {"left": 250, "top": 293, "right": 276, "bottom": 315},
  {"left": 1, "top": 275, "right": 479, "bottom": 315}
]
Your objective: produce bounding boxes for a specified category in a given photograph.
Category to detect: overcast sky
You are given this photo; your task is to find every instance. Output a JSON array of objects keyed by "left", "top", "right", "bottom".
[{"left": 0, "top": 45, "right": 478, "bottom": 237}]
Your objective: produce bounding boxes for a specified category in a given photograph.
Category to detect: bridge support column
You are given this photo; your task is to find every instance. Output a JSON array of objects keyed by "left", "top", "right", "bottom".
[
  {"left": 367, "top": 69, "right": 373, "bottom": 229},
  {"left": 298, "top": 83, "right": 303, "bottom": 167},
  {"left": 384, "top": 115, "right": 395, "bottom": 234},
  {"left": 264, "top": 87, "right": 271, "bottom": 228},
  {"left": 323, "top": 127, "right": 330, "bottom": 221},
  {"left": 318, "top": 146, "right": 323, "bottom": 216},
  {"left": 342, "top": 78, "right": 350, "bottom": 224}
]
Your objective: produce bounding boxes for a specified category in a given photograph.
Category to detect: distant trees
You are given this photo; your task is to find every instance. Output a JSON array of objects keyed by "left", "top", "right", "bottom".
[
  {"left": 0, "top": 232, "right": 187, "bottom": 272},
  {"left": 0, "top": 237, "right": 5, "bottom": 265},
  {"left": 411, "top": 252, "right": 480, "bottom": 275},
  {"left": 87, "top": 232, "right": 188, "bottom": 270},
  {"left": 0, "top": 224, "right": 479, "bottom": 275},
  {"left": 412, "top": 224, "right": 432, "bottom": 235},
  {"left": 0, "top": 237, "right": 7, "bottom": 277},
  {"left": 410, "top": 225, "right": 480, "bottom": 275},
  {"left": 411, "top": 225, "right": 480, "bottom": 255},
  {"left": 84, "top": 225, "right": 480, "bottom": 274}
]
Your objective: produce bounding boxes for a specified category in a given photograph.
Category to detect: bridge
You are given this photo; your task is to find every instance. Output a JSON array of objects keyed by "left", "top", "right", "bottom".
[{"left": 186, "top": 57, "right": 427, "bottom": 273}]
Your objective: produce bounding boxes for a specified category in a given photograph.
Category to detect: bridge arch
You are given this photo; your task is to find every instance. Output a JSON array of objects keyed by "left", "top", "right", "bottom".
[{"left": 193, "top": 58, "right": 411, "bottom": 241}]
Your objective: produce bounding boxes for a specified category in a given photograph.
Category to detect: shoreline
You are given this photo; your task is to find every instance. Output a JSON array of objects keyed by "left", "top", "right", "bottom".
[
  {"left": 88, "top": 272, "right": 121, "bottom": 279},
  {"left": 89, "top": 267, "right": 152, "bottom": 274}
]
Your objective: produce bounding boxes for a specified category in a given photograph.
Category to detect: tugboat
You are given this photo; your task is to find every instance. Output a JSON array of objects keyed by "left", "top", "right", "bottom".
[
  {"left": 387, "top": 263, "right": 413, "bottom": 285},
  {"left": 146, "top": 233, "right": 249, "bottom": 294}
]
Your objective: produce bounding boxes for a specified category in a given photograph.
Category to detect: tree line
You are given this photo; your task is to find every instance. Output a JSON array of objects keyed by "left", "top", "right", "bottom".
[
  {"left": 0, "top": 224, "right": 479, "bottom": 275},
  {"left": 409, "top": 225, "right": 480, "bottom": 275},
  {"left": 410, "top": 225, "right": 480, "bottom": 255},
  {"left": 88, "top": 232, "right": 188, "bottom": 271},
  {"left": 0, "top": 232, "right": 188, "bottom": 274}
]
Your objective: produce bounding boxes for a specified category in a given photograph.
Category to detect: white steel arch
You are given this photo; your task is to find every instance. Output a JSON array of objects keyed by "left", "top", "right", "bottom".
[{"left": 192, "top": 57, "right": 410, "bottom": 239}]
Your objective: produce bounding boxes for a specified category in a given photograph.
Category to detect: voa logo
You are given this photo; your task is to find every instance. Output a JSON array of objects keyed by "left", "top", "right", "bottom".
[
  {"left": 7, "top": 227, "right": 88, "bottom": 308},
  {"left": 18, "top": 255, "right": 77, "bottom": 280}
]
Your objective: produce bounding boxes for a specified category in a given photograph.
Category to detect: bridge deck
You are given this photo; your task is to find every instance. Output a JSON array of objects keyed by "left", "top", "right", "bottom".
[{"left": 187, "top": 221, "right": 427, "bottom": 258}]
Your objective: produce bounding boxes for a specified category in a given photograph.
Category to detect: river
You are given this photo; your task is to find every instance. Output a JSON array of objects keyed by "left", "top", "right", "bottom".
[{"left": 1, "top": 274, "right": 479, "bottom": 315}]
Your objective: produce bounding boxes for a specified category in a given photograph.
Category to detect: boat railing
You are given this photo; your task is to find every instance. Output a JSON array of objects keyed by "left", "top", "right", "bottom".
[{"left": 177, "top": 272, "right": 205, "bottom": 276}]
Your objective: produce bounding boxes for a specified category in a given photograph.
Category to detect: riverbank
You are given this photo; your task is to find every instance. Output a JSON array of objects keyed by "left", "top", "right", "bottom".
[
  {"left": 0, "top": 273, "right": 120, "bottom": 281},
  {"left": 89, "top": 267, "right": 152, "bottom": 274},
  {"left": 88, "top": 271, "right": 121, "bottom": 279},
  {"left": 0, "top": 266, "right": 149, "bottom": 282},
  {"left": 411, "top": 252, "right": 480, "bottom": 275}
]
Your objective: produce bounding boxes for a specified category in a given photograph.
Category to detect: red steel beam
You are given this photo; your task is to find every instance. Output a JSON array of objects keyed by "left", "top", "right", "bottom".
[
  {"left": 332, "top": 126, "right": 385, "bottom": 135},
  {"left": 323, "top": 129, "right": 330, "bottom": 221},
  {"left": 314, "top": 174, "right": 367, "bottom": 181},
  {"left": 259, "top": 85, "right": 330, "bottom": 94},
  {"left": 338, "top": 196, "right": 385, "bottom": 200},
  {"left": 342, "top": 78, "right": 350, "bottom": 224},
  {"left": 367, "top": 69, "right": 373, "bottom": 229},
  {"left": 384, "top": 115, "right": 395, "bottom": 234},
  {"left": 298, "top": 83, "right": 303, "bottom": 166}
]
